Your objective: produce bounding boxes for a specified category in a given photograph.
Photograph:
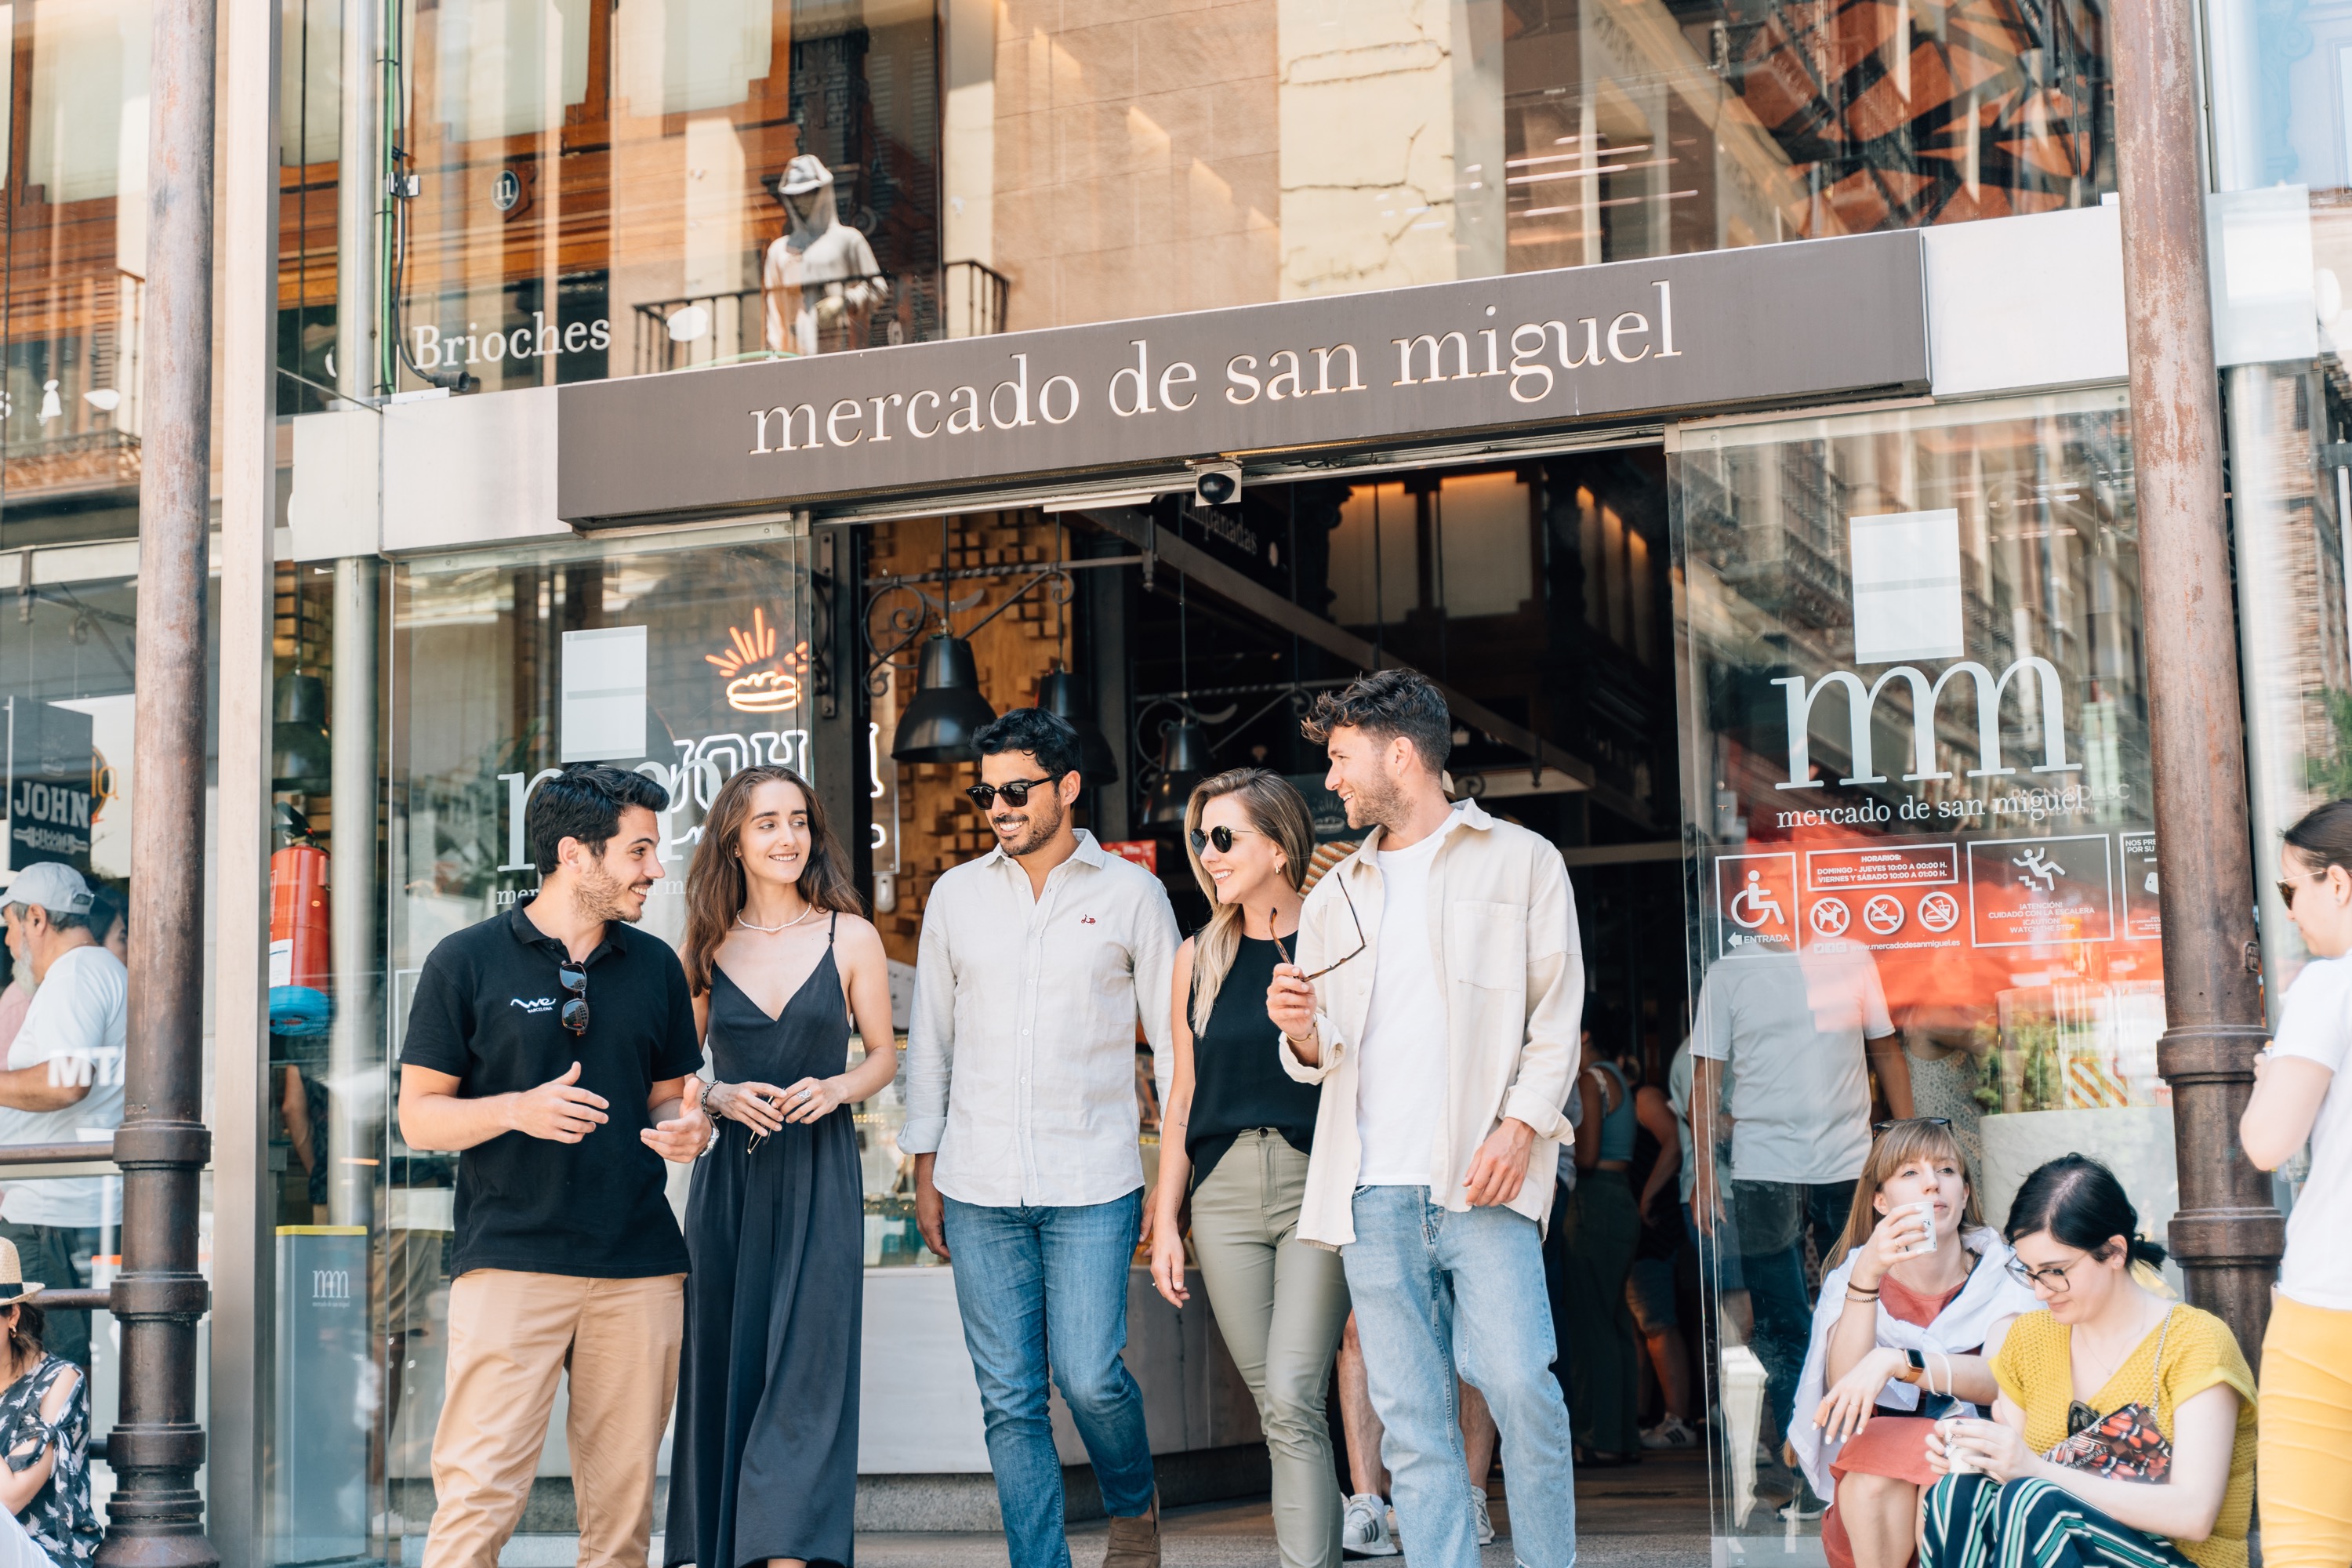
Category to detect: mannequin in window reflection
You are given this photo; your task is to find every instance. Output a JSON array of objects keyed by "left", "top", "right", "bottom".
[{"left": 760, "top": 154, "right": 887, "bottom": 358}]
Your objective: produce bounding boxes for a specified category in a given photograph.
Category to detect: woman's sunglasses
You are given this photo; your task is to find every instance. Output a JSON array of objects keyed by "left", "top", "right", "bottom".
[
  {"left": 1188, "top": 825, "right": 1261, "bottom": 855},
  {"left": 1872, "top": 1116, "right": 1954, "bottom": 1135},
  {"left": 965, "top": 775, "right": 1064, "bottom": 810},
  {"left": 557, "top": 960, "right": 590, "bottom": 1037}
]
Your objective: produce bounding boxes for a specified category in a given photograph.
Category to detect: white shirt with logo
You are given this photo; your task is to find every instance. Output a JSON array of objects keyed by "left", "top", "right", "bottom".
[{"left": 0, "top": 944, "right": 126, "bottom": 1229}]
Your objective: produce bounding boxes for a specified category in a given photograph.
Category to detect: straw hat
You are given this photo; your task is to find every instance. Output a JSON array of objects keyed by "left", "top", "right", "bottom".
[{"left": 0, "top": 1239, "right": 45, "bottom": 1304}]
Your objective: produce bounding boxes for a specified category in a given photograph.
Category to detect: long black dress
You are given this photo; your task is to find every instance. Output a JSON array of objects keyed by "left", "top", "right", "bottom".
[{"left": 667, "top": 915, "right": 862, "bottom": 1568}]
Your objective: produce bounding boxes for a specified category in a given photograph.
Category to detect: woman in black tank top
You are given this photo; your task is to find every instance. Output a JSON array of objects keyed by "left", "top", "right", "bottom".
[{"left": 1149, "top": 770, "right": 1352, "bottom": 1568}]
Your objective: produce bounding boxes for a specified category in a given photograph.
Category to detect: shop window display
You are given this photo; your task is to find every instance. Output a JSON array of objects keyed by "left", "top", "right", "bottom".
[{"left": 1670, "top": 389, "right": 2167, "bottom": 1537}]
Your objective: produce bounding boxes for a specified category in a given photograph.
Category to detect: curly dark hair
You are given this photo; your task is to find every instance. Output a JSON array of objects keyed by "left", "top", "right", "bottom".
[
  {"left": 973, "top": 707, "right": 1084, "bottom": 782},
  {"left": 1301, "top": 669, "right": 1452, "bottom": 775}
]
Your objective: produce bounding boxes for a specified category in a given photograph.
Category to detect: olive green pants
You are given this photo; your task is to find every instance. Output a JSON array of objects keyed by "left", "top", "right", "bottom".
[{"left": 1189, "top": 1131, "right": 1352, "bottom": 1568}]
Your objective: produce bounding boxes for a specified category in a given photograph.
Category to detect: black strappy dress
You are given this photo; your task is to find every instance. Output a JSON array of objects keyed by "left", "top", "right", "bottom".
[{"left": 666, "top": 916, "right": 862, "bottom": 1568}]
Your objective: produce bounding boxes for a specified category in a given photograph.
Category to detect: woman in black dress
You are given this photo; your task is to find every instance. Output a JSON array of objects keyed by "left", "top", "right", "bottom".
[{"left": 667, "top": 764, "right": 895, "bottom": 1568}]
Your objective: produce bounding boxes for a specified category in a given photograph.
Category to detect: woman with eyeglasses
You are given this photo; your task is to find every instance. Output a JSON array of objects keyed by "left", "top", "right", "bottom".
[
  {"left": 1918, "top": 1155, "right": 2256, "bottom": 1568},
  {"left": 2241, "top": 797, "right": 2352, "bottom": 1568},
  {"left": 1789, "top": 1118, "right": 2035, "bottom": 1568},
  {"left": 666, "top": 765, "right": 898, "bottom": 1568},
  {"left": 1149, "top": 769, "right": 1352, "bottom": 1568}
]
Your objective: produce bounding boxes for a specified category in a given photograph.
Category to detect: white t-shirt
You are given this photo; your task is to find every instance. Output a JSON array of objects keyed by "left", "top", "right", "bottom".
[
  {"left": 0, "top": 946, "right": 126, "bottom": 1229},
  {"left": 1691, "top": 942, "right": 1892, "bottom": 1185},
  {"left": 1356, "top": 815, "right": 1461, "bottom": 1185},
  {"left": 2270, "top": 954, "right": 2352, "bottom": 1310}
]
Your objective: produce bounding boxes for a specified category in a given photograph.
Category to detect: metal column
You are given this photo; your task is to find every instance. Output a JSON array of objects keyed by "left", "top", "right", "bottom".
[
  {"left": 210, "top": 0, "right": 284, "bottom": 1555},
  {"left": 2111, "top": 0, "right": 2285, "bottom": 1353},
  {"left": 327, "top": 560, "right": 380, "bottom": 1229},
  {"left": 105, "top": 0, "right": 221, "bottom": 1553}
]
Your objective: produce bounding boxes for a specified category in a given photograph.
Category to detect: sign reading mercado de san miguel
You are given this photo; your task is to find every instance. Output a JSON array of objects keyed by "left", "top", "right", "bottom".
[{"left": 556, "top": 230, "right": 1932, "bottom": 526}]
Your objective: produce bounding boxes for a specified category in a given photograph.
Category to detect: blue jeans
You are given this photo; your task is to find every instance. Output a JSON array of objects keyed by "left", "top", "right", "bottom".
[
  {"left": 942, "top": 1192, "right": 1156, "bottom": 1568},
  {"left": 1345, "top": 1187, "right": 1577, "bottom": 1568},
  {"left": 1731, "top": 1178, "right": 1856, "bottom": 1448}
]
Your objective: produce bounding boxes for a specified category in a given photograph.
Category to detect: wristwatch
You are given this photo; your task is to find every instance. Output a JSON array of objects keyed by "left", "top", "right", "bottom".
[{"left": 1893, "top": 1348, "right": 1927, "bottom": 1385}]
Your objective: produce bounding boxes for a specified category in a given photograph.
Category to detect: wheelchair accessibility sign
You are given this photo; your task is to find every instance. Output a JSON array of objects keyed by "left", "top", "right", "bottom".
[{"left": 1715, "top": 852, "right": 1798, "bottom": 956}]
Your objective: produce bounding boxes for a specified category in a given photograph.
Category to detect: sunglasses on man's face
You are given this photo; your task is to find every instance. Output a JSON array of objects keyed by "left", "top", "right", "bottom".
[
  {"left": 1188, "top": 825, "right": 1261, "bottom": 855},
  {"left": 965, "top": 775, "right": 1063, "bottom": 810},
  {"left": 557, "top": 960, "right": 590, "bottom": 1037}
]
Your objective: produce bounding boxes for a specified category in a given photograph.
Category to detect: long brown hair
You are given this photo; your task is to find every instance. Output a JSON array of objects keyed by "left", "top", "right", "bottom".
[
  {"left": 1181, "top": 769, "right": 1316, "bottom": 1031},
  {"left": 1825, "top": 1118, "right": 1985, "bottom": 1269},
  {"left": 681, "top": 764, "right": 863, "bottom": 994}
]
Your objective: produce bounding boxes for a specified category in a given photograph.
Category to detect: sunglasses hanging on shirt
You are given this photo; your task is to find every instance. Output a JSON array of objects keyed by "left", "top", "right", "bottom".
[{"left": 557, "top": 960, "right": 590, "bottom": 1036}]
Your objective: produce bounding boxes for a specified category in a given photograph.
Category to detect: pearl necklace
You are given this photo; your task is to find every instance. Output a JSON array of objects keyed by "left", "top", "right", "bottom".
[{"left": 736, "top": 902, "right": 819, "bottom": 933}]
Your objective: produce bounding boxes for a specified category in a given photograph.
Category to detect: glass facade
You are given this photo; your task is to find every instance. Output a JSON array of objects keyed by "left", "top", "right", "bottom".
[
  {"left": 280, "top": 0, "right": 2129, "bottom": 401},
  {"left": 6, "top": 0, "right": 2247, "bottom": 1556},
  {"left": 1671, "top": 388, "right": 2165, "bottom": 1538}
]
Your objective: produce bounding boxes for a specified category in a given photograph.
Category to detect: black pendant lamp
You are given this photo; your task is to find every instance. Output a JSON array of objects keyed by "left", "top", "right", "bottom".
[
  {"left": 892, "top": 633, "right": 996, "bottom": 764},
  {"left": 1145, "top": 720, "right": 1209, "bottom": 824},
  {"left": 271, "top": 672, "right": 332, "bottom": 790},
  {"left": 1037, "top": 669, "right": 1119, "bottom": 786}
]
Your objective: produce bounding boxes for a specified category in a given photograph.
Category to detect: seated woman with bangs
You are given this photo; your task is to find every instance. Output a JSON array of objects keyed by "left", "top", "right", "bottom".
[{"left": 1793, "top": 1117, "right": 2038, "bottom": 1568}]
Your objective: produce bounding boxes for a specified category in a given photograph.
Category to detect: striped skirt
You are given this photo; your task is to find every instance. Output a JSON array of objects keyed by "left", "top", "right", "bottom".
[{"left": 1919, "top": 1473, "right": 2195, "bottom": 1568}]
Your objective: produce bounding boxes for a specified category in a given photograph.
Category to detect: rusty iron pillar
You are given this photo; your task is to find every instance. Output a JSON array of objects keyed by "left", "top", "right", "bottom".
[
  {"left": 2111, "top": 0, "right": 2283, "bottom": 1356},
  {"left": 100, "top": 0, "right": 220, "bottom": 1557}
]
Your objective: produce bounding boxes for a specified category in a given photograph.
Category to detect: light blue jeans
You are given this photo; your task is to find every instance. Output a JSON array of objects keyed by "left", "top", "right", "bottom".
[
  {"left": 1345, "top": 1185, "right": 1578, "bottom": 1568},
  {"left": 942, "top": 1192, "right": 1157, "bottom": 1568}
]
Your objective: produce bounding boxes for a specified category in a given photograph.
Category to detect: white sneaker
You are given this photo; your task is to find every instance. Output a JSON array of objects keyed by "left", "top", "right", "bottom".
[
  {"left": 1470, "top": 1486, "right": 1497, "bottom": 1545},
  {"left": 1342, "top": 1494, "right": 1399, "bottom": 1558},
  {"left": 1642, "top": 1414, "right": 1700, "bottom": 1450}
]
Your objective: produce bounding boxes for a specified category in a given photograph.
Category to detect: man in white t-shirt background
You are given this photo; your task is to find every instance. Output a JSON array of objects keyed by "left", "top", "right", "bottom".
[
  {"left": 0, "top": 862, "right": 127, "bottom": 1370},
  {"left": 1690, "top": 938, "right": 1907, "bottom": 1513}
]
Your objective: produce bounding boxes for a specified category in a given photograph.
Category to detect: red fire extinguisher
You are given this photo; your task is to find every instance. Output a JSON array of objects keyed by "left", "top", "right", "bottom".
[{"left": 269, "top": 805, "right": 332, "bottom": 1036}]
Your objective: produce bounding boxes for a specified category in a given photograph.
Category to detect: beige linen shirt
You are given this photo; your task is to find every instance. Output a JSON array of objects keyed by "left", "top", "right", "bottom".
[{"left": 1279, "top": 799, "right": 1584, "bottom": 1247}]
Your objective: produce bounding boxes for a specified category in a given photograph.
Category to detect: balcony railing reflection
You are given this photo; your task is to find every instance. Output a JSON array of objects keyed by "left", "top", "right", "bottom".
[
  {"left": 2, "top": 270, "right": 146, "bottom": 503},
  {"left": 633, "top": 260, "right": 1011, "bottom": 377}
]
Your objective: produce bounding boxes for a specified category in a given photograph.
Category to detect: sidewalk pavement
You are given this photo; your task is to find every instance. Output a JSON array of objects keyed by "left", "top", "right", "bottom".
[{"left": 477, "top": 1447, "right": 1714, "bottom": 1566}]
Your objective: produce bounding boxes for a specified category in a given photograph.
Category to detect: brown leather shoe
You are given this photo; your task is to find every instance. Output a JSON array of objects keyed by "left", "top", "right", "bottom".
[{"left": 1102, "top": 1492, "right": 1161, "bottom": 1568}]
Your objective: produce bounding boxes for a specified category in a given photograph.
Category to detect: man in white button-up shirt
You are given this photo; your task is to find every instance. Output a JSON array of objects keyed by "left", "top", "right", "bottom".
[{"left": 903, "top": 708, "right": 1178, "bottom": 1568}]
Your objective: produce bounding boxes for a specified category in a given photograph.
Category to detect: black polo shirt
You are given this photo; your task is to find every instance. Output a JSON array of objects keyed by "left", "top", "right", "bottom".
[{"left": 399, "top": 905, "right": 704, "bottom": 1279}]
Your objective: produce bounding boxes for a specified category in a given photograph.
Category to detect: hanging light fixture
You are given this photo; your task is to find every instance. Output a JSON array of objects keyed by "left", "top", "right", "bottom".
[
  {"left": 891, "top": 633, "right": 996, "bottom": 764},
  {"left": 270, "top": 672, "right": 332, "bottom": 790},
  {"left": 1037, "top": 668, "right": 1119, "bottom": 786},
  {"left": 1145, "top": 720, "right": 1209, "bottom": 824}
]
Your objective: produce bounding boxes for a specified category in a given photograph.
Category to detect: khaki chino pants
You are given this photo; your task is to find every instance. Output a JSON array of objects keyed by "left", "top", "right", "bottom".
[{"left": 424, "top": 1269, "right": 685, "bottom": 1568}]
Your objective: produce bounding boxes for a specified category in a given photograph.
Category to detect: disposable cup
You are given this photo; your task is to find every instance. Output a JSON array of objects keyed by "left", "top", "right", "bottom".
[{"left": 1897, "top": 1199, "right": 1938, "bottom": 1256}]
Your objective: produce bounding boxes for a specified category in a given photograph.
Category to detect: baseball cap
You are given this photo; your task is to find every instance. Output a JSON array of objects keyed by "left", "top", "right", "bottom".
[{"left": 0, "top": 862, "right": 94, "bottom": 916}]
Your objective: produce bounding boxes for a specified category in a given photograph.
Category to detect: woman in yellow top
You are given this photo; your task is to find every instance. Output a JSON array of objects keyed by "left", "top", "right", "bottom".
[{"left": 1917, "top": 1156, "right": 2257, "bottom": 1568}]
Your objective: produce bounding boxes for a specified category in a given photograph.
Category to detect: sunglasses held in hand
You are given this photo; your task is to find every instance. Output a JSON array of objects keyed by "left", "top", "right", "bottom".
[{"left": 1268, "top": 877, "right": 1368, "bottom": 982}]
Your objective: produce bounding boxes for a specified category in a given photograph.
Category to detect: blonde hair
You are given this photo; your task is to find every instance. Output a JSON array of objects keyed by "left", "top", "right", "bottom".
[
  {"left": 1182, "top": 770, "right": 1316, "bottom": 1032},
  {"left": 1825, "top": 1119, "right": 1984, "bottom": 1269}
]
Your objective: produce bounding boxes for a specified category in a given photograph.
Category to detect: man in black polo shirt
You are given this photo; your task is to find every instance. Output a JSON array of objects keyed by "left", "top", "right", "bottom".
[{"left": 398, "top": 764, "right": 713, "bottom": 1568}]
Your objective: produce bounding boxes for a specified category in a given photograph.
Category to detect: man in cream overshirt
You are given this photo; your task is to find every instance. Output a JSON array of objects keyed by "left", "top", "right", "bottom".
[{"left": 1268, "top": 670, "right": 1583, "bottom": 1568}]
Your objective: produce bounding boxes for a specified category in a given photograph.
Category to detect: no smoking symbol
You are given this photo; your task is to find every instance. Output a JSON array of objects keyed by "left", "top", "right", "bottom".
[
  {"left": 1917, "top": 891, "right": 1961, "bottom": 933},
  {"left": 1863, "top": 895, "right": 1905, "bottom": 935}
]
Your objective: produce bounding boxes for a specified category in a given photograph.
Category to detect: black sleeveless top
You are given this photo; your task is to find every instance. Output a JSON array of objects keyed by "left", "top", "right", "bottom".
[{"left": 1186, "top": 933, "right": 1321, "bottom": 1190}]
